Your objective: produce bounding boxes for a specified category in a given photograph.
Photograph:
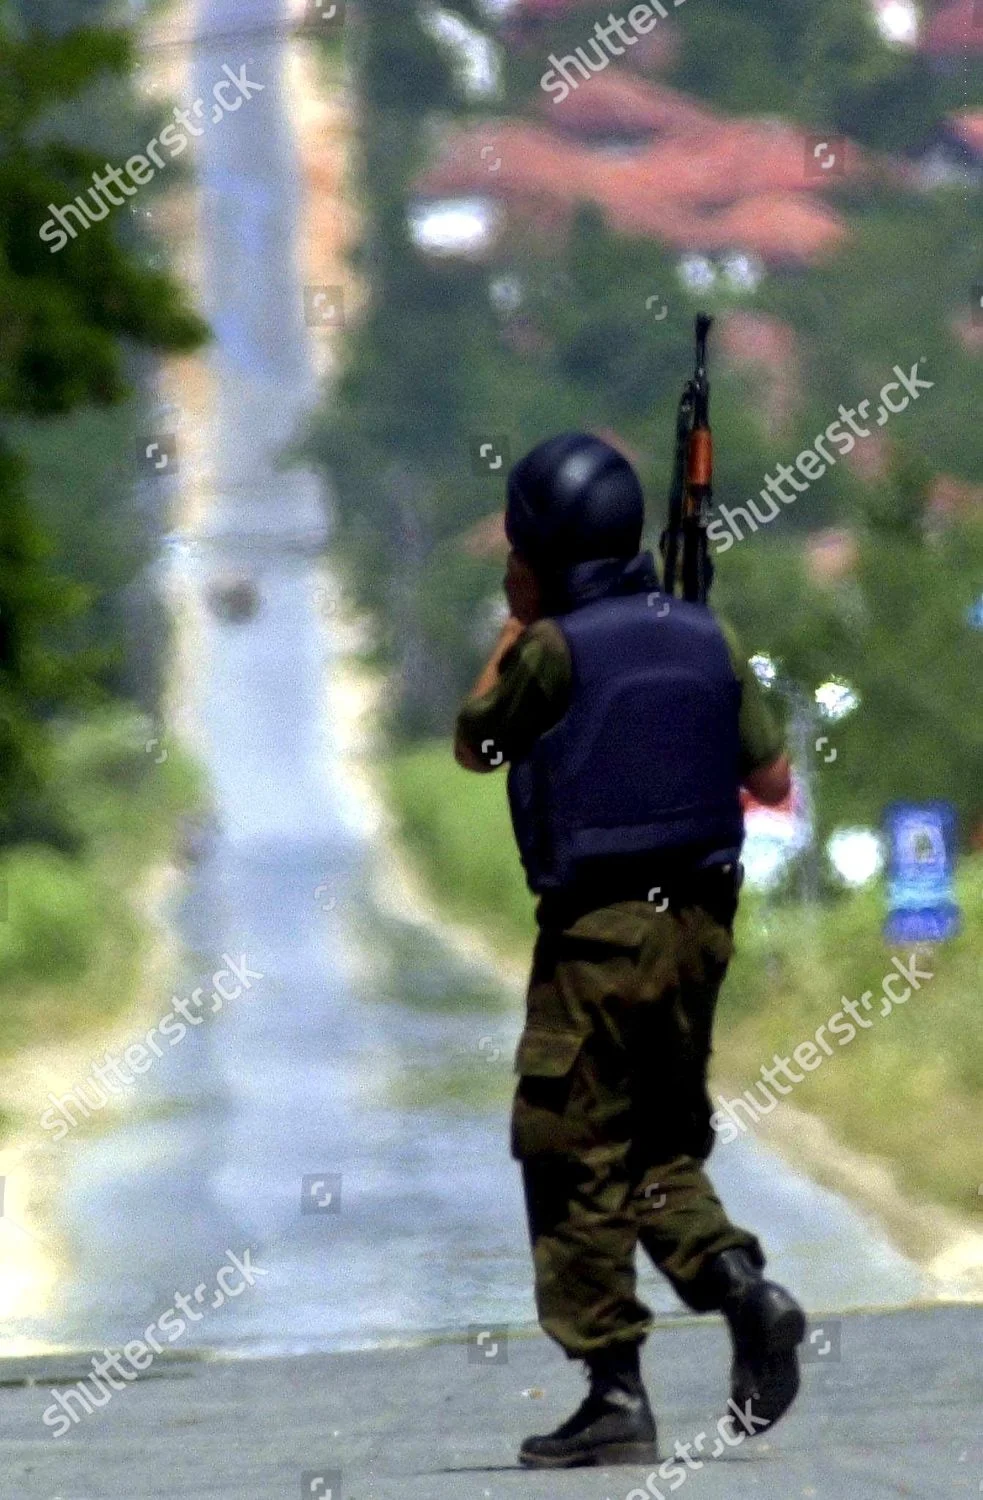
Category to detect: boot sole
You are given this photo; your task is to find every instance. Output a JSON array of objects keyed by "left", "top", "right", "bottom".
[
  {"left": 519, "top": 1441, "right": 660, "bottom": 1470},
  {"left": 730, "top": 1298, "right": 806, "bottom": 1436}
]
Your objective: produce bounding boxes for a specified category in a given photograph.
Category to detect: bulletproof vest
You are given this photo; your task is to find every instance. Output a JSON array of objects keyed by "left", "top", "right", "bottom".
[{"left": 507, "top": 593, "right": 744, "bottom": 893}]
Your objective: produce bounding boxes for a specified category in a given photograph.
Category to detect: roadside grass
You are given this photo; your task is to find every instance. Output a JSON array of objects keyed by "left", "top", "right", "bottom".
[
  {"left": 387, "top": 741, "right": 982, "bottom": 1217},
  {"left": 387, "top": 743, "right": 535, "bottom": 955},
  {"left": 0, "top": 709, "right": 202, "bottom": 1060}
]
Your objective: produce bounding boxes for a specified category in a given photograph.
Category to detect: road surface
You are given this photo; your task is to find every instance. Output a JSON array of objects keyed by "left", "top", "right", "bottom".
[{"left": 3, "top": 1307, "right": 981, "bottom": 1498}]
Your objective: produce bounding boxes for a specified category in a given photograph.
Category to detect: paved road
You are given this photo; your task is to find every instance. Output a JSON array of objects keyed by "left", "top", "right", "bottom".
[{"left": 2, "top": 1306, "right": 980, "bottom": 1498}]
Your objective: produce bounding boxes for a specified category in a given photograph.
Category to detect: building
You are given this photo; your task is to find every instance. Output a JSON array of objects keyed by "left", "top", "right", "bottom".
[
  {"left": 536, "top": 70, "right": 716, "bottom": 147},
  {"left": 416, "top": 79, "right": 862, "bottom": 268},
  {"left": 914, "top": 110, "right": 983, "bottom": 186},
  {"left": 921, "top": 0, "right": 983, "bottom": 66}
]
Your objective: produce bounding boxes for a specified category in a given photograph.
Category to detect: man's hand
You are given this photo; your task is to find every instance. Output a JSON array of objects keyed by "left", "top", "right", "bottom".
[
  {"left": 505, "top": 552, "right": 542, "bottom": 625},
  {"left": 470, "top": 617, "right": 526, "bottom": 699},
  {"left": 454, "top": 617, "right": 526, "bottom": 772},
  {"left": 744, "top": 753, "right": 791, "bottom": 807}
]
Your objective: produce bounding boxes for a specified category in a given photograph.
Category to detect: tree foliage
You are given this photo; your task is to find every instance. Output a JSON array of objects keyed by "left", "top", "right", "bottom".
[{"left": 0, "top": 13, "right": 207, "bottom": 847}]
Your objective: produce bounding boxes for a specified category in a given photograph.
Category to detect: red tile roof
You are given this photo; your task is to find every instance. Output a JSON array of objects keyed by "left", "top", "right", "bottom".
[
  {"left": 923, "top": 0, "right": 983, "bottom": 54},
  {"left": 706, "top": 192, "right": 848, "bottom": 260},
  {"left": 718, "top": 312, "right": 801, "bottom": 431},
  {"left": 806, "top": 528, "right": 859, "bottom": 585},
  {"left": 845, "top": 430, "right": 889, "bottom": 481},
  {"left": 460, "top": 511, "right": 508, "bottom": 559},
  {"left": 947, "top": 109, "right": 983, "bottom": 155},
  {"left": 538, "top": 72, "right": 720, "bottom": 140},
  {"left": 952, "top": 312, "right": 983, "bottom": 354},
  {"left": 719, "top": 311, "right": 797, "bottom": 367},
  {"left": 508, "top": 0, "right": 577, "bottom": 11},
  {"left": 419, "top": 107, "right": 855, "bottom": 264},
  {"left": 928, "top": 474, "right": 983, "bottom": 518}
]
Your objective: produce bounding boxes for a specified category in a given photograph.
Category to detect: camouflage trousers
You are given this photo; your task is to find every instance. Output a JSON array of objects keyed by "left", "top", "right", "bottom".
[{"left": 511, "top": 898, "right": 763, "bottom": 1358}]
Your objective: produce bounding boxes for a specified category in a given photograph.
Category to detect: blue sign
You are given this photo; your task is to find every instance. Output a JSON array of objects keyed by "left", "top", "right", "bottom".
[
  {"left": 968, "top": 594, "right": 983, "bottom": 631},
  {"left": 884, "top": 801, "right": 961, "bottom": 943}
]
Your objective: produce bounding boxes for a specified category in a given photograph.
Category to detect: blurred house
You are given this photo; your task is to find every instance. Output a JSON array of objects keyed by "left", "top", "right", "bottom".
[
  {"left": 927, "top": 474, "right": 983, "bottom": 524},
  {"left": 718, "top": 311, "right": 801, "bottom": 433},
  {"left": 921, "top": 0, "right": 983, "bottom": 68},
  {"left": 952, "top": 304, "right": 983, "bottom": 355},
  {"left": 501, "top": 0, "right": 576, "bottom": 27},
  {"left": 460, "top": 511, "right": 508, "bottom": 560},
  {"left": 805, "top": 528, "right": 859, "bottom": 586},
  {"left": 845, "top": 430, "right": 890, "bottom": 482},
  {"left": 415, "top": 70, "right": 861, "bottom": 267},
  {"left": 913, "top": 110, "right": 983, "bottom": 187},
  {"left": 535, "top": 70, "right": 716, "bottom": 145}
]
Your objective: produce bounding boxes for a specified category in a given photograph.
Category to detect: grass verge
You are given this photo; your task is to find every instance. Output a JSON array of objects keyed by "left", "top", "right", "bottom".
[{"left": 0, "top": 708, "right": 202, "bottom": 1065}]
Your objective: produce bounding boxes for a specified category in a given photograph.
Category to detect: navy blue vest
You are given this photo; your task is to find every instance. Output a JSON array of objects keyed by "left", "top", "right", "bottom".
[{"left": 507, "top": 588, "right": 744, "bottom": 893}]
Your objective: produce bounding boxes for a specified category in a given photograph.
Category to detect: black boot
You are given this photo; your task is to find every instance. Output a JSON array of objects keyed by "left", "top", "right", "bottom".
[
  {"left": 711, "top": 1248, "right": 805, "bottom": 1437},
  {"left": 519, "top": 1343, "right": 658, "bottom": 1469}
]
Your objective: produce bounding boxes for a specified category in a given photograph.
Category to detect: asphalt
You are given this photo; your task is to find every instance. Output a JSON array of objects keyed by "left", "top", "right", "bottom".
[{"left": 2, "top": 1304, "right": 980, "bottom": 1499}]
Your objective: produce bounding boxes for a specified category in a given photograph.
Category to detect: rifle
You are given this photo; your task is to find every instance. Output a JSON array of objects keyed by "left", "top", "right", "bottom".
[{"left": 660, "top": 312, "right": 714, "bottom": 604}]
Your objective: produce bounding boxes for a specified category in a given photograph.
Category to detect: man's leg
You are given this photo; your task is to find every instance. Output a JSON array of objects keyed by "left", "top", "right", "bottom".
[
  {"left": 633, "top": 1154, "right": 763, "bottom": 1311},
  {"left": 521, "top": 1143, "right": 652, "bottom": 1356},
  {"left": 512, "top": 930, "right": 658, "bottom": 1467},
  {"left": 629, "top": 903, "right": 762, "bottom": 1305},
  {"left": 631, "top": 900, "right": 804, "bottom": 1433}
]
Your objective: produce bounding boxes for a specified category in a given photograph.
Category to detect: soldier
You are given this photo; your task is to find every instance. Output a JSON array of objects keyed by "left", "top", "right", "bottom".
[{"left": 454, "top": 433, "right": 805, "bottom": 1469}]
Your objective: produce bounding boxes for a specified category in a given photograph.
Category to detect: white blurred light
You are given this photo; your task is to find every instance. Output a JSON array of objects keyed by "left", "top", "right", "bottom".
[
  {"left": 875, "top": 0, "right": 919, "bottom": 46},
  {"left": 678, "top": 254, "right": 716, "bottom": 292},
  {"left": 490, "top": 274, "right": 523, "bottom": 314},
  {"left": 424, "top": 8, "right": 500, "bottom": 97},
  {"left": 827, "top": 827, "right": 884, "bottom": 887},
  {"left": 475, "top": 593, "right": 510, "bottom": 649},
  {"left": 741, "top": 834, "right": 798, "bottom": 888},
  {"left": 750, "top": 653, "right": 778, "bottom": 688},
  {"left": 815, "top": 679, "right": 860, "bottom": 722},
  {"left": 408, "top": 198, "right": 500, "bottom": 256},
  {"left": 742, "top": 771, "right": 812, "bottom": 890},
  {"left": 721, "top": 252, "right": 765, "bottom": 292},
  {"left": 741, "top": 833, "right": 795, "bottom": 891},
  {"left": 742, "top": 808, "right": 811, "bottom": 890}
]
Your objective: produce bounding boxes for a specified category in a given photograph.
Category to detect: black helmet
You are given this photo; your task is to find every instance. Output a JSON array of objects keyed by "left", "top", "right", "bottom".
[{"left": 505, "top": 433, "right": 645, "bottom": 568}]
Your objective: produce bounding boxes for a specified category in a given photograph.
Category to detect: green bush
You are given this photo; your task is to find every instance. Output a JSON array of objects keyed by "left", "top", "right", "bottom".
[
  {"left": 0, "top": 843, "right": 116, "bottom": 985},
  {"left": 0, "top": 709, "right": 202, "bottom": 1058}
]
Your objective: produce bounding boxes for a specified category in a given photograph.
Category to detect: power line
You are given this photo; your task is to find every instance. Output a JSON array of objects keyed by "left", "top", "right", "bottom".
[{"left": 137, "top": 16, "right": 341, "bottom": 56}]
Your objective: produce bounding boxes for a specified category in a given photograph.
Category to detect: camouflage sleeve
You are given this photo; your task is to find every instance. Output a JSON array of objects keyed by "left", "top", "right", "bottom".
[
  {"left": 718, "top": 619, "right": 786, "bottom": 777},
  {"left": 455, "top": 619, "right": 571, "bottom": 767}
]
